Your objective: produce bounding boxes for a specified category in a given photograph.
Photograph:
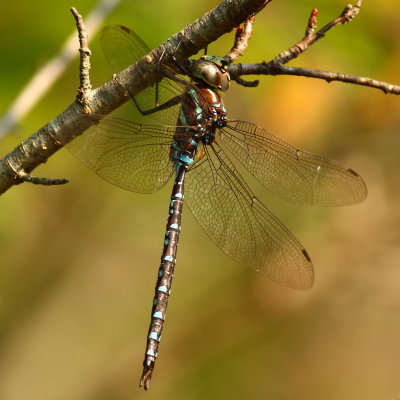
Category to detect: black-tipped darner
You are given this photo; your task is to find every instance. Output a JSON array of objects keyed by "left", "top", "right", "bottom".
[{"left": 68, "top": 25, "right": 367, "bottom": 389}]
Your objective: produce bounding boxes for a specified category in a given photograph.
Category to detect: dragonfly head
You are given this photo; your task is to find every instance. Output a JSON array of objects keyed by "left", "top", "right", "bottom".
[{"left": 185, "top": 56, "right": 230, "bottom": 91}]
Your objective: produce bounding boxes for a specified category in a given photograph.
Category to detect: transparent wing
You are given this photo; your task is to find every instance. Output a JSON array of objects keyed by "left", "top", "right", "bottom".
[
  {"left": 185, "top": 141, "right": 314, "bottom": 290},
  {"left": 221, "top": 121, "right": 367, "bottom": 206},
  {"left": 100, "top": 25, "right": 150, "bottom": 74},
  {"left": 68, "top": 115, "right": 177, "bottom": 193},
  {"left": 100, "top": 25, "right": 187, "bottom": 126}
]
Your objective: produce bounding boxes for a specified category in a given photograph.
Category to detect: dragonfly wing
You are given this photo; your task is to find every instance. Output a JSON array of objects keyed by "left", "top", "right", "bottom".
[
  {"left": 185, "top": 141, "right": 314, "bottom": 290},
  {"left": 100, "top": 25, "right": 186, "bottom": 126},
  {"left": 221, "top": 121, "right": 367, "bottom": 206},
  {"left": 68, "top": 115, "right": 175, "bottom": 193},
  {"left": 100, "top": 25, "right": 150, "bottom": 74}
]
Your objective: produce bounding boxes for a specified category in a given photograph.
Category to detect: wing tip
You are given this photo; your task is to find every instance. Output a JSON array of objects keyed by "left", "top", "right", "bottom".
[{"left": 294, "top": 248, "right": 314, "bottom": 290}]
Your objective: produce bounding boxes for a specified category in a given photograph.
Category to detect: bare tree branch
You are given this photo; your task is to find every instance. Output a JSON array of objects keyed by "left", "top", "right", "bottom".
[
  {"left": 228, "top": 0, "right": 400, "bottom": 94},
  {"left": 2, "top": 7, "right": 96, "bottom": 188},
  {"left": 273, "top": 0, "right": 363, "bottom": 65},
  {"left": 0, "top": 0, "right": 270, "bottom": 195},
  {"left": 228, "top": 63, "right": 400, "bottom": 94},
  {"left": 7, "top": 7, "right": 95, "bottom": 188}
]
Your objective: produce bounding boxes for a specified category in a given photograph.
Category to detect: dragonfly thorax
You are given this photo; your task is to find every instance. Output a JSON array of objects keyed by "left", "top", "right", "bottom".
[
  {"left": 184, "top": 86, "right": 227, "bottom": 138},
  {"left": 172, "top": 87, "right": 227, "bottom": 168}
]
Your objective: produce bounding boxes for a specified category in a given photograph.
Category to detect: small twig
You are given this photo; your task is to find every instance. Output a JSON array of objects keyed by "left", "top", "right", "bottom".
[
  {"left": 271, "top": 65, "right": 400, "bottom": 94},
  {"left": 305, "top": 8, "right": 318, "bottom": 38},
  {"left": 228, "top": 62, "right": 400, "bottom": 94},
  {"left": 71, "top": 7, "right": 92, "bottom": 113},
  {"left": 274, "top": 0, "right": 363, "bottom": 65},
  {"left": 228, "top": 0, "right": 399, "bottom": 94},
  {"left": 5, "top": 156, "right": 68, "bottom": 186},
  {"left": 224, "top": 17, "right": 255, "bottom": 64},
  {"left": 17, "top": 171, "right": 69, "bottom": 186},
  {"left": 234, "top": 76, "right": 259, "bottom": 87},
  {"left": 224, "top": 17, "right": 259, "bottom": 87}
]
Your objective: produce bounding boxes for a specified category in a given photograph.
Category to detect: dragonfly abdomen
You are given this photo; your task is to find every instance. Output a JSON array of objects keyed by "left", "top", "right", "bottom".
[{"left": 141, "top": 164, "right": 187, "bottom": 389}]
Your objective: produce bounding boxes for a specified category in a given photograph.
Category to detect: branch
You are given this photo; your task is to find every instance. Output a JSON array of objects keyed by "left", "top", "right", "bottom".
[
  {"left": 0, "top": 0, "right": 270, "bottom": 195},
  {"left": 228, "top": 0, "right": 400, "bottom": 94},
  {"left": 0, "top": 7, "right": 95, "bottom": 188},
  {"left": 273, "top": 1, "right": 363, "bottom": 65},
  {"left": 71, "top": 7, "right": 92, "bottom": 112},
  {"left": 224, "top": 17, "right": 256, "bottom": 63},
  {"left": 224, "top": 17, "right": 261, "bottom": 88},
  {"left": 228, "top": 63, "right": 400, "bottom": 94}
]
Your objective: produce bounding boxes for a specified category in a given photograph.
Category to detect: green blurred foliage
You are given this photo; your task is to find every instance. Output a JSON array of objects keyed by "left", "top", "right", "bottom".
[{"left": 0, "top": 1, "right": 400, "bottom": 399}]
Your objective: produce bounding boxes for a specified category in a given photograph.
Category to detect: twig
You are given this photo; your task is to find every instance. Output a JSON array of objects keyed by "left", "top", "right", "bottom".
[
  {"left": 229, "top": 63, "right": 400, "bottom": 94},
  {"left": 234, "top": 76, "right": 259, "bottom": 87},
  {"left": 9, "top": 166, "right": 68, "bottom": 186},
  {"left": 304, "top": 8, "right": 318, "bottom": 38},
  {"left": 273, "top": 0, "right": 363, "bottom": 65},
  {"left": 71, "top": 7, "right": 92, "bottom": 113},
  {"left": 228, "top": 0, "right": 399, "bottom": 94},
  {"left": 0, "top": 6, "right": 98, "bottom": 187},
  {"left": 0, "top": 0, "right": 120, "bottom": 140},
  {"left": 224, "top": 17, "right": 260, "bottom": 87},
  {"left": 272, "top": 65, "right": 400, "bottom": 94},
  {"left": 225, "top": 17, "right": 255, "bottom": 64},
  {"left": 4, "top": 139, "right": 68, "bottom": 186}
]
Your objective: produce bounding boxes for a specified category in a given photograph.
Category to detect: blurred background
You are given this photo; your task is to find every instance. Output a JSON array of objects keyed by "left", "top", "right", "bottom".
[{"left": 0, "top": 0, "right": 399, "bottom": 399}]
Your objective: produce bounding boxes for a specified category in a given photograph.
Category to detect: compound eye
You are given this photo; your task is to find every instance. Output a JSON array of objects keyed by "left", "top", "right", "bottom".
[
  {"left": 192, "top": 60, "right": 230, "bottom": 89},
  {"left": 200, "top": 64, "right": 222, "bottom": 87},
  {"left": 219, "top": 73, "right": 230, "bottom": 91}
]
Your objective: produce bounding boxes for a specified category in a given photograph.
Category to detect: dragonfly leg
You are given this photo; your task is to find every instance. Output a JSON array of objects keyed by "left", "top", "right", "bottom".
[
  {"left": 113, "top": 73, "right": 184, "bottom": 117},
  {"left": 171, "top": 54, "right": 190, "bottom": 75},
  {"left": 130, "top": 88, "right": 183, "bottom": 117}
]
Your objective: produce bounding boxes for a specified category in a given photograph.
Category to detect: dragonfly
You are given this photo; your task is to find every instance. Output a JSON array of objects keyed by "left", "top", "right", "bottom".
[{"left": 68, "top": 25, "right": 367, "bottom": 389}]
